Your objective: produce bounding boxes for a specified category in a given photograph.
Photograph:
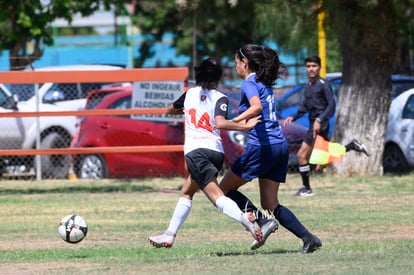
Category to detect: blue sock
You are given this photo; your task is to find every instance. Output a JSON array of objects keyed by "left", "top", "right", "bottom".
[
  {"left": 226, "top": 190, "right": 257, "bottom": 213},
  {"left": 228, "top": 190, "right": 313, "bottom": 240},
  {"left": 274, "top": 205, "right": 310, "bottom": 239}
]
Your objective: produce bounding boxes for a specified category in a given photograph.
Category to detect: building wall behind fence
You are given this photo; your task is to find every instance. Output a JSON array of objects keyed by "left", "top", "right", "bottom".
[{"left": 0, "top": 34, "right": 307, "bottom": 86}]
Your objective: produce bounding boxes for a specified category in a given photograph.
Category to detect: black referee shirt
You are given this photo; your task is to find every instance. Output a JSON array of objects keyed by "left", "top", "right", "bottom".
[{"left": 294, "top": 77, "right": 335, "bottom": 124}]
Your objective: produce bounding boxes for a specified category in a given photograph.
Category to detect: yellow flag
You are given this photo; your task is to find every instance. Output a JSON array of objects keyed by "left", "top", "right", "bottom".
[{"left": 309, "top": 135, "right": 346, "bottom": 165}]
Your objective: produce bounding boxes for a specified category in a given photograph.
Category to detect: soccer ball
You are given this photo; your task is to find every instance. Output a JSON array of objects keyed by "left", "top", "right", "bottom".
[{"left": 58, "top": 214, "right": 88, "bottom": 243}]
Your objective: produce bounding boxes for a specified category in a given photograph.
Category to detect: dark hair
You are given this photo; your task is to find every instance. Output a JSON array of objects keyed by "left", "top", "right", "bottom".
[
  {"left": 237, "top": 44, "right": 286, "bottom": 86},
  {"left": 194, "top": 58, "right": 222, "bottom": 89},
  {"left": 305, "top": 56, "right": 321, "bottom": 66}
]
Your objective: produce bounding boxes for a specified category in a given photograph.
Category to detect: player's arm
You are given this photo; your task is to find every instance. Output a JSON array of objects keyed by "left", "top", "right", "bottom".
[
  {"left": 214, "top": 97, "right": 260, "bottom": 130},
  {"left": 284, "top": 92, "right": 308, "bottom": 126},
  {"left": 166, "top": 92, "right": 186, "bottom": 115},
  {"left": 232, "top": 96, "right": 262, "bottom": 123},
  {"left": 232, "top": 83, "right": 263, "bottom": 123},
  {"left": 317, "top": 84, "right": 336, "bottom": 123},
  {"left": 284, "top": 107, "right": 306, "bottom": 126},
  {"left": 291, "top": 101, "right": 308, "bottom": 121}
]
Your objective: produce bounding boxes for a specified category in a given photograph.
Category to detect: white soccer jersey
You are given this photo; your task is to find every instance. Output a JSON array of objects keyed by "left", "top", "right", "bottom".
[{"left": 183, "top": 86, "right": 227, "bottom": 155}]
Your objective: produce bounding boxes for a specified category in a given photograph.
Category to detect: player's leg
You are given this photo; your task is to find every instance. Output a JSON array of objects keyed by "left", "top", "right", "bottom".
[
  {"left": 220, "top": 170, "right": 269, "bottom": 222},
  {"left": 148, "top": 176, "right": 198, "bottom": 248},
  {"left": 219, "top": 168, "right": 247, "bottom": 197},
  {"left": 249, "top": 178, "right": 280, "bottom": 250},
  {"left": 219, "top": 143, "right": 255, "bottom": 211},
  {"left": 227, "top": 184, "right": 321, "bottom": 253},
  {"left": 203, "top": 179, "right": 263, "bottom": 242},
  {"left": 295, "top": 139, "right": 313, "bottom": 197},
  {"left": 219, "top": 169, "right": 268, "bottom": 239},
  {"left": 249, "top": 141, "right": 287, "bottom": 250},
  {"left": 259, "top": 177, "right": 321, "bottom": 253},
  {"left": 273, "top": 204, "right": 322, "bottom": 253},
  {"left": 345, "top": 139, "right": 369, "bottom": 156}
]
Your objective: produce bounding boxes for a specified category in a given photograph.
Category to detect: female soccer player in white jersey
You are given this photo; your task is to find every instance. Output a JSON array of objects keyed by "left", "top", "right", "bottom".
[
  {"left": 148, "top": 58, "right": 262, "bottom": 248},
  {"left": 219, "top": 45, "right": 322, "bottom": 253}
]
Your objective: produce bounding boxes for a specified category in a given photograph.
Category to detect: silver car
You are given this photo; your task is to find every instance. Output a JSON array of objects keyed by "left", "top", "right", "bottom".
[
  {"left": 384, "top": 88, "right": 414, "bottom": 172},
  {"left": 0, "top": 64, "right": 126, "bottom": 179}
]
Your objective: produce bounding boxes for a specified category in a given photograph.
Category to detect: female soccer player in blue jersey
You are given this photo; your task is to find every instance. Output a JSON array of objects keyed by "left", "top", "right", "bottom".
[
  {"left": 148, "top": 58, "right": 263, "bottom": 248},
  {"left": 220, "top": 44, "right": 322, "bottom": 253}
]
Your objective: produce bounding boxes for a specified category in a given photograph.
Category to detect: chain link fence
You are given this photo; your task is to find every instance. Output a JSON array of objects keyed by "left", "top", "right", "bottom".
[
  {"left": 0, "top": 67, "right": 192, "bottom": 180},
  {"left": 0, "top": 68, "right": 304, "bottom": 180}
]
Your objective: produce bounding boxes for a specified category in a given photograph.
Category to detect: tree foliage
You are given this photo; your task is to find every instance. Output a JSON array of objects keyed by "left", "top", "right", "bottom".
[
  {"left": 254, "top": 0, "right": 414, "bottom": 175},
  {"left": 0, "top": 0, "right": 126, "bottom": 70},
  {"left": 133, "top": 0, "right": 267, "bottom": 75}
]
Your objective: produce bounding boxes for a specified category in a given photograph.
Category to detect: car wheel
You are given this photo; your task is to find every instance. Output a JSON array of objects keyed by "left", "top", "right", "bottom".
[
  {"left": 383, "top": 144, "right": 409, "bottom": 173},
  {"left": 40, "top": 132, "right": 70, "bottom": 179},
  {"left": 77, "top": 154, "right": 108, "bottom": 179}
]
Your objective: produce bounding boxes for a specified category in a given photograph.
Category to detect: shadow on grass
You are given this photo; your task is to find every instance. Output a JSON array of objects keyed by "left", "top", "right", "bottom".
[
  {"left": 0, "top": 184, "right": 155, "bottom": 195},
  {"left": 0, "top": 187, "right": 184, "bottom": 195},
  {"left": 214, "top": 249, "right": 299, "bottom": 256},
  {"left": 0, "top": 174, "right": 185, "bottom": 195}
]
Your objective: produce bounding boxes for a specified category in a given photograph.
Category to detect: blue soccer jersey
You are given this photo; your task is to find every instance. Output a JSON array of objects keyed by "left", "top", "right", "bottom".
[{"left": 239, "top": 73, "right": 285, "bottom": 145}]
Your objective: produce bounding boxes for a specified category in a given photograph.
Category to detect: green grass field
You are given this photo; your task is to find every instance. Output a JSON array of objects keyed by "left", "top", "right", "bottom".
[{"left": 0, "top": 172, "right": 413, "bottom": 274}]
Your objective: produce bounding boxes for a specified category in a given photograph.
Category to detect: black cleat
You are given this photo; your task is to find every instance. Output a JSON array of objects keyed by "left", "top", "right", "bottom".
[
  {"left": 301, "top": 235, "right": 322, "bottom": 254},
  {"left": 348, "top": 139, "right": 370, "bottom": 156}
]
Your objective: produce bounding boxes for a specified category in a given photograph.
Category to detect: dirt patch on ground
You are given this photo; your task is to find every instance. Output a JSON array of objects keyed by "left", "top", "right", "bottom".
[
  {"left": 0, "top": 262, "right": 103, "bottom": 274},
  {"left": 0, "top": 239, "right": 124, "bottom": 251}
]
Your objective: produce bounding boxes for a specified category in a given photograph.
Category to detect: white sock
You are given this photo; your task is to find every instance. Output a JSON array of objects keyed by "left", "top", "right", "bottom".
[
  {"left": 166, "top": 197, "right": 192, "bottom": 235},
  {"left": 215, "top": 196, "right": 243, "bottom": 223}
]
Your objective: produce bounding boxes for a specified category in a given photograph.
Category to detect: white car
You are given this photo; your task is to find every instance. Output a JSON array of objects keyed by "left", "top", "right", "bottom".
[
  {"left": 384, "top": 88, "right": 414, "bottom": 172},
  {"left": 0, "top": 64, "right": 126, "bottom": 178}
]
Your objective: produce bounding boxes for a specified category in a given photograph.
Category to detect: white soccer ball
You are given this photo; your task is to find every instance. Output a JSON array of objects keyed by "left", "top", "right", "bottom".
[{"left": 58, "top": 214, "right": 88, "bottom": 243}]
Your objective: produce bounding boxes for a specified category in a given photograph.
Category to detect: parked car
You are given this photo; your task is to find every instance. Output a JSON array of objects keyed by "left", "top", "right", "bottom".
[
  {"left": 276, "top": 78, "right": 340, "bottom": 138},
  {"left": 0, "top": 64, "right": 126, "bottom": 178},
  {"left": 276, "top": 74, "right": 414, "bottom": 173},
  {"left": 276, "top": 73, "right": 414, "bottom": 138},
  {"left": 71, "top": 86, "right": 307, "bottom": 179},
  {"left": 383, "top": 88, "right": 414, "bottom": 172},
  {"left": 71, "top": 86, "right": 186, "bottom": 179}
]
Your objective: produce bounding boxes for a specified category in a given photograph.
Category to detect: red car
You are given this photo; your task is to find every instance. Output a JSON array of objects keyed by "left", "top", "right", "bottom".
[
  {"left": 71, "top": 86, "right": 306, "bottom": 179},
  {"left": 71, "top": 86, "right": 186, "bottom": 179}
]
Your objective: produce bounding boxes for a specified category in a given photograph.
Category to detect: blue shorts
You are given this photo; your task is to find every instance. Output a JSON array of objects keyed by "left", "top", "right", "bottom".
[
  {"left": 231, "top": 141, "right": 289, "bottom": 183},
  {"left": 185, "top": 148, "right": 224, "bottom": 190}
]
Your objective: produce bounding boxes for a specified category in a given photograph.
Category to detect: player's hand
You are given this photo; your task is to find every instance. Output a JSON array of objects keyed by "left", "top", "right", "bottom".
[
  {"left": 313, "top": 120, "right": 321, "bottom": 137},
  {"left": 244, "top": 115, "right": 262, "bottom": 128},
  {"left": 283, "top": 116, "right": 294, "bottom": 126}
]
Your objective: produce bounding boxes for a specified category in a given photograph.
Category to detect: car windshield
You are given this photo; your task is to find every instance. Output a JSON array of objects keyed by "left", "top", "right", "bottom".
[
  {"left": 6, "top": 84, "right": 44, "bottom": 101},
  {"left": 85, "top": 89, "right": 126, "bottom": 110},
  {"left": 278, "top": 87, "right": 305, "bottom": 110},
  {"left": 392, "top": 82, "right": 414, "bottom": 98},
  {"left": 0, "top": 85, "right": 10, "bottom": 106},
  {"left": 86, "top": 92, "right": 112, "bottom": 110}
]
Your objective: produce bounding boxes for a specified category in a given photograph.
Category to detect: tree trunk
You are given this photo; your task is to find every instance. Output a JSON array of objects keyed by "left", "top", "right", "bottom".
[
  {"left": 330, "top": 1, "right": 398, "bottom": 176},
  {"left": 9, "top": 37, "right": 43, "bottom": 71}
]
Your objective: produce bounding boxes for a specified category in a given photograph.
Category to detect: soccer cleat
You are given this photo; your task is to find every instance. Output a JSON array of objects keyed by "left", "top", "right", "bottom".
[
  {"left": 241, "top": 212, "right": 263, "bottom": 242},
  {"left": 348, "top": 139, "right": 370, "bottom": 156},
  {"left": 293, "top": 187, "right": 315, "bottom": 197},
  {"left": 147, "top": 231, "right": 176, "bottom": 248},
  {"left": 301, "top": 235, "right": 322, "bottom": 254},
  {"left": 250, "top": 219, "right": 278, "bottom": 250}
]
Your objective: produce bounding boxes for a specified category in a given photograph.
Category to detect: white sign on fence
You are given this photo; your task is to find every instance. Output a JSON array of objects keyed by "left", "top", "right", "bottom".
[{"left": 132, "top": 81, "right": 184, "bottom": 122}]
